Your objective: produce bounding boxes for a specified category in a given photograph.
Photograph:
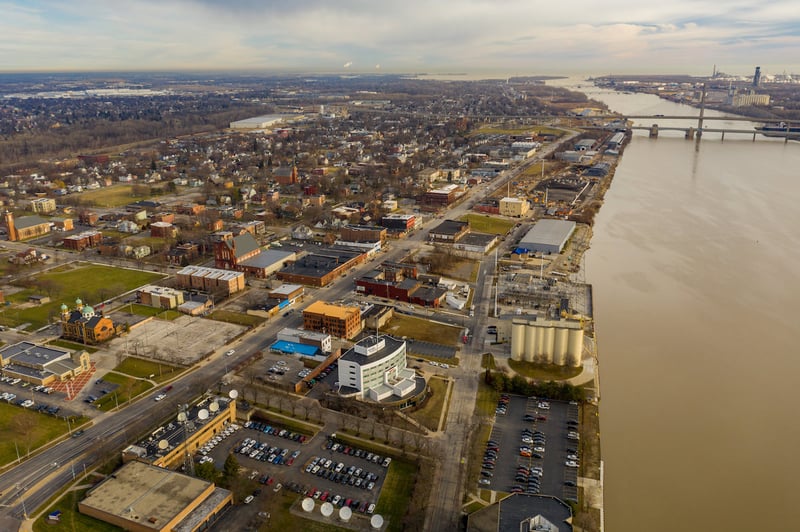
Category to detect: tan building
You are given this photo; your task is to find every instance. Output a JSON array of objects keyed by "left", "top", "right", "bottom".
[
  {"left": 138, "top": 285, "right": 185, "bottom": 309},
  {"left": 175, "top": 265, "right": 245, "bottom": 296},
  {"left": 31, "top": 197, "right": 57, "bottom": 214},
  {"left": 79, "top": 461, "right": 232, "bottom": 532},
  {"left": 3, "top": 212, "right": 50, "bottom": 242},
  {"left": 303, "top": 301, "right": 362, "bottom": 339},
  {"left": 0, "top": 341, "right": 91, "bottom": 386},
  {"left": 499, "top": 197, "right": 530, "bottom": 217}
]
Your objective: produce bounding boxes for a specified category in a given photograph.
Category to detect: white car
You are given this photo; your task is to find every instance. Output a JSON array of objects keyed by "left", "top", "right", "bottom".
[
  {"left": 566, "top": 460, "right": 579, "bottom": 468},
  {"left": 154, "top": 393, "right": 166, "bottom": 401},
  {"left": 533, "top": 446, "right": 546, "bottom": 453},
  {"left": 244, "top": 495, "right": 254, "bottom": 504},
  {"left": 225, "top": 349, "right": 235, "bottom": 357}
]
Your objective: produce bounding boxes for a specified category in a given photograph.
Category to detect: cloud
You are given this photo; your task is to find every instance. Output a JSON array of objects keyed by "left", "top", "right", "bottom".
[{"left": 0, "top": 0, "right": 798, "bottom": 74}]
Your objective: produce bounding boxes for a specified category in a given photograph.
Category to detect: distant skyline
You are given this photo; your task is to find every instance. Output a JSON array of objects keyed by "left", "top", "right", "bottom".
[{"left": 1, "top": 0, "right": 799, "bottom": 76}]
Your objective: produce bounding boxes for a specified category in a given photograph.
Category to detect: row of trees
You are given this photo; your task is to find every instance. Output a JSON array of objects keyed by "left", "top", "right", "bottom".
[{"left": 485, "top": 370, "right": 585, "bottom": 402}]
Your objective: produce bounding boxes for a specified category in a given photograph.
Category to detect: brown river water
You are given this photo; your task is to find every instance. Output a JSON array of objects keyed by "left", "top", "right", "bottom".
[{"left": 567, "top": 83, "right": 800, "bottom": 531}]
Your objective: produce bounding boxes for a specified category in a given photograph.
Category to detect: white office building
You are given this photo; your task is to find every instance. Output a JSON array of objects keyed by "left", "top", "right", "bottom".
[{"left": 338, "top": 335, "right": 416, "bottom": 401}]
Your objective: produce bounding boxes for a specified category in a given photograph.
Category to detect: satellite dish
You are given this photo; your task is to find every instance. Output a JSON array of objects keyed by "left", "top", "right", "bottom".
[
  {"left": 228, "top": 389, "right": 239, "bottom": 399},
  {"left": 198, "top": 409, "right": 209, "bottom": 420},
  {"left": 177, "top": 412, "right": 187, "bottom": 422},
  {"left": 339, "top": 506, "right": 352, "bottom": 521},
  {"left": 301, "top": 498, "right": 314, "bottom": 512},
  {"left": 320, "top": 502, "right": 333, "bottom": 517},
  {"left": 370, "top": 515, "right": 384, "bottom": 529},
  {"left": 157, "top": 439, "right": 168, "bottom": 450},
  {"left": 209, "top": 402, "right": 220, "bottom": 412}
]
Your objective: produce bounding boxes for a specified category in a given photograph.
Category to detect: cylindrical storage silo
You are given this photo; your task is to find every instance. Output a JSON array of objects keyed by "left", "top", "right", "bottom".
[
  {"left": 511, "top": 322, "right": 525, "bottom": 360},
  {"left": 540, "top": 326, "right": 555, "bottom": 364},
  {"left": 566, "top": 328, "right": 584, "bottom": 367},
  {"left": 553, "top": 327, "right": 569, "bottom": 366},
  {"left": 524, "top": 324, "right": 537, "bottom": 362}
]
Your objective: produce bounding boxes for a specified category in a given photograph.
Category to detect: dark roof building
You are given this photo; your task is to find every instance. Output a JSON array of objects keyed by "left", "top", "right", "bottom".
[
  {"left": 429, "top": 220, "right": 469, "bottom": 242},
  {"left": 468, "top": 494, "right": 573, "bottom": 532}
]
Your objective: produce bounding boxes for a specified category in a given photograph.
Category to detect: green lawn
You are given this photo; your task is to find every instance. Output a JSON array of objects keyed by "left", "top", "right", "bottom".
[
  {"left": 73, "top": 184, "right": 140, "bottom": 208},
  {"left": 464, "top": 500, "right": 487, "bottom": 514},
  {"left": 251, "top": 410, "right": 321, "bottom": 437},
  {"left": 383, "top": 314, "right": 462, "bottom": 345},
  {"left": 93, "top": 372, "right": 153, "bottom": 411},
  {"left": 465, "top": 422, "right": 493, "bottom": 502},
  {"left": 474, "top": 381, "right": 499, "bottom": 417},
  {"left": 33, "top": 487, "right": 121, "bottom": 532},
  {"left": 459, "top": 213, "right": 516, "bottom": 235},
  {"left": 0, "top": 264, "right": 163, "bottom": 330},
  {"left": 481, "top": 353, "right": 497, "bottom": 370},
  {"left": 507, "top": 359, "right": 582, "bottom": 381},
  {"left": 0, "top": 403, "right": 85, "bottom": 467},
  {"left": 255, "top": 490, "right": 350, "bottom": 532},
  {"left": 123, "top": 303, "right": 181, "bottom": 320},
  {"left": 408, "top": 377, "right": 449, "bottom": 432},
  {"left": 206, "top": 309, "right": 265, "bottom": 327},
  {"left": 375, "top": 460, "right": 418, "bottom": 532},
  {"left": 47, "top": 340, "right": 99, "bottom": 354},
  {"left": 113, "top": 356, "right": 183, "bottom": 382}
]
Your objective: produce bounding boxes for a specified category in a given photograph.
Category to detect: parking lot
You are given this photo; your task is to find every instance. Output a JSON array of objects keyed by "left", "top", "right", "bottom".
[
  {"left": 201, "top": 419, "right": 388, "bottom": 516},
  {"left": 0, "top": 376, "right": 81, "bottom": 419},
  {"left": 480, "top": 395, "right": 580, "bottom": 503}
]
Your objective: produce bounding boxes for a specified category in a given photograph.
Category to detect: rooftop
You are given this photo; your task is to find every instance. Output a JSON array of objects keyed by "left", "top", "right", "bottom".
[
  {"left": 341, "top": 334, "right": 405, "bottom": 365},
  {"left": 177, "top": 265, "right": 243, "bottom": 282},
  {"left": 80, "top": 461, "right": 217, "bottom": 531},
  {"left": 239, "top": 248, "right": 295, "bottom": 269},
  {"left": 304, "top": 301, "right": 359, "bottom": 320},
  {"left": 519, "top": 219, "right": 576, "bottom": 248},
  {"left": 0, "top": 341, "right": 71, "bottom": 367},
  {"left": 430, "top": 219, "right": 469, "bottom": 236}
]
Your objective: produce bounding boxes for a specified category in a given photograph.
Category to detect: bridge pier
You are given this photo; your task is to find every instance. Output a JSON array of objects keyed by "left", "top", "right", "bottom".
[
  {"left": 685, "top": 127, "right": 695, "bottom": 140},
  {"left": 649, "top": 124, "right": 658, "bottom": 138},
  {"left": 721, "top": 131, "right": 725, "bottom": 142}
]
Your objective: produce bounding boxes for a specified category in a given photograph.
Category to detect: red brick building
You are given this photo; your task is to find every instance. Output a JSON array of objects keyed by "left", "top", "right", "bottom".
[{"left": 63, "top": 230, "right": 103, "bottom": 251}]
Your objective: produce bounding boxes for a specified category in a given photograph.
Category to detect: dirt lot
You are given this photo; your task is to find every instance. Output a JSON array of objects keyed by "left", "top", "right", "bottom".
[{"left": 104, "top": 315, "right": 247, "bottom": 365}]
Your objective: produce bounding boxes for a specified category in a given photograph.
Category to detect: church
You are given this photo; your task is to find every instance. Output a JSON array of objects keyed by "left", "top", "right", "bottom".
[{"left": 60, "top": 298, "right": 117, "bottom": 345}]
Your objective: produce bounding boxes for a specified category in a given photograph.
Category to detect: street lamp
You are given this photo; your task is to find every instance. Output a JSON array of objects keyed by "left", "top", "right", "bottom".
[{"left": 15, "top": 484, "right": 27, "bottom": 520}]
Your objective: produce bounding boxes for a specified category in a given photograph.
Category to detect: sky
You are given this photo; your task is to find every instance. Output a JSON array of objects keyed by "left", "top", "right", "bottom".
[{"left": 1, "top": 0, "right": 799, "bottom": 76}]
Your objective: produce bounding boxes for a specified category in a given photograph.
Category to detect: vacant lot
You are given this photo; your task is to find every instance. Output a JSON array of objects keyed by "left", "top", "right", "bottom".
[
  {"left": 0, "top": 263, "right": 162, "bottom": 330},
  {"left": 126, "top": 303, "right": 182, "bottom": 320},
  {"left": 0, "top": 403, "right": 85, "bottom": 466},
  {"left": 93, "top": 372, "right": 153, "bottom": 410},
  {"left": 459, "top": 214, "right": 516, "bottom": 235},
  {"left": 73, "top": 184, "right": 139, "bottom": 208},
  {"left": 114, "top": 356, "right": 183, "bottom": 382},
  {"left": 207, "top": 309, "right": 266, "bottom": 327},
  {"left": 383, "top": 314, "right": 461, "bottom": 346}
]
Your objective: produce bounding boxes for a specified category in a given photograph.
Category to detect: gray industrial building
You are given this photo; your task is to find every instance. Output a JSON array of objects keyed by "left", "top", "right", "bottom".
[{"left": 517, "top": 219, "right": 576, "bottom": 254}]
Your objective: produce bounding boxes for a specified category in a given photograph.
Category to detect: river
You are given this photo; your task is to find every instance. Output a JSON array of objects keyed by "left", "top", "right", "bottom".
[{"left": 559, "top": 81, "right": 800, "bottom": 531}]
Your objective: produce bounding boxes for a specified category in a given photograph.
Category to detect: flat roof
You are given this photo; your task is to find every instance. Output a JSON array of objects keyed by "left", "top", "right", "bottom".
[
  {"left": 519, "top": 219, "right": 576, "bottom": 248},
  {"left": 270, "top": 284, "right": 304, "bottom": 296},
  {"left": 230, "top": 114, "right": 286, "bottom": 126},
  {"left": 80, "top": 461, "right": 213, "bottom": 530},
  {"left": 279, "top": 249, "right": 363, "bottom": 279},
  {"left": 270, "top": 340, "right": 320, "bottom": 356},
  {"left": 0, "top": 341, "right": 71, "bottom": 367},
  {"left": 459, "top": 232, "right": 497, "bottom": 246},
  {"left": 341, "top": 334, "right": 405, "bottom": 365},
  {"left": 240, "top": 249, "right": 295, "bottom": 269},
  {"left": 430, "top": 219, "right": 469, "bottom": 235},
  {"left": 497, "top": 494, "right": 573, "bottom": 531},
  {"left": 177, "top": 265, "right": 243, "bottom": 281},
  {"left": 304, "top": 301, "right": 359, "bottom": 320}
]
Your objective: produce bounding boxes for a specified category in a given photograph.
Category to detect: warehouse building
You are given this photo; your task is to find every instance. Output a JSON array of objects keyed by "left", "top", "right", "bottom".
[
  {"left": 517, "top": 219, "right": 576, "bottom": 254},
  {"left": 79, "top": 461, "right": 232, "bottom": 532},
  {"left": 175, "top": 266, "right": 245, "bottom": 296},
  {"left": 137, "top": 286, "right": 185, "bottom": 309},
  {"left": 229, "top": 114, "right": 286, "bottom": 129}
]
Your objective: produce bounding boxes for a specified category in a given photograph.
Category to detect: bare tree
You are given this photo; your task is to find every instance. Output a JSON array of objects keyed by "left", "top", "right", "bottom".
[{"left": 11, "top": 412, "right": 38, "bottom": 456}]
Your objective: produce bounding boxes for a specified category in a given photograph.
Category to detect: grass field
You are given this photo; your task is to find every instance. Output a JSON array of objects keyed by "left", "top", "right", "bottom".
[
  {"left": 124, "top": 303, "right": 181, "bottom": 320},
  {"left": 465, "top": 421, "right": 493, "bottom": 503},
  {"left": 0, "top": 403, "right": 84, "bottom": 467},
  {"left": 93, "top": 372, "right": 153, "bottom": 411},
  {"left": 408, "top": 377, "right": 449, "bottom": 432},
  {"left": 474, "top": 381, "right": 500, "bottom": 417},
  {"left": 206, "top": 309, "right": 265, "bottom": 327},
  {"left": 507, "top": 359, "right": 582, "bottom": 381},
  {"left": 251, "top": 410, "right": 322, "bottom": 437},
  {"left": 73, "top": 184, "right": 140, "bottom": 208},
  {"left": 459, "top": 213, "right": 516, "bottom": 235},
  {"left": 0, "top": 264, "right": 163, "bottom": 330},
  {"left": 383, "top": 314, "right": 462, "bottom": 345},
  {"left": 113, "top": 356, "right": 183, "bottom": 383},
  {"left": 375, "top": 460, "right": 418, "bottom": 532},
  {"left": 256, "top": 490, "right": 350, "bottom": 532},
  {"left": 481, "top": 353, "right": 496, "bottom": 370},
  {"left": 33, "top": 487, "right": 120, "bottom": 532}
]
